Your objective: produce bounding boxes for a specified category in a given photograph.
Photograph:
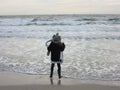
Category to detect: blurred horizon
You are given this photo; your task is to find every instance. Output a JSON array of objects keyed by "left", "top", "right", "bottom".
[{"left": 0, "top": 14, "right": 120, "bottom": 16}]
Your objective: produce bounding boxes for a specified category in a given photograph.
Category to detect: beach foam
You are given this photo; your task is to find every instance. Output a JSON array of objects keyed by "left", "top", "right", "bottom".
[
  {"left": 0, "top": 15, "right": 120, "bottom": 81},
  {"left": 0, "top": 38, "right": 120, "bottom": 80}
]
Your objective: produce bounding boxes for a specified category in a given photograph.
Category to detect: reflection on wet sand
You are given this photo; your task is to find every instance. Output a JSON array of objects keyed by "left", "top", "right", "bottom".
[{"left": 50, "top": 78, "right": 61, "bottom": 85}]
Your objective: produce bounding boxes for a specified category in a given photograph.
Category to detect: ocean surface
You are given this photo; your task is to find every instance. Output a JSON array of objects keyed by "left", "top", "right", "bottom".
[{"left": 0, "top": 14, "right": 120, "bottom": 80}]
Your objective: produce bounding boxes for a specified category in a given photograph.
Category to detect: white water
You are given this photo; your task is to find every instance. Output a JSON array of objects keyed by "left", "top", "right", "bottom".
[{"left": 0, "top": 15, "right": 120, "bottom": 80}]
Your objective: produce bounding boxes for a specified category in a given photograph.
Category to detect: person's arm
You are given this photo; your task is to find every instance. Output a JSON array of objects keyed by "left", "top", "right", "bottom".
[
  {"left": 47, "top": 42, "right": 52, "bottom": 56},
  {"left": 47, "top": 51, "right": 50, "bottom": 56},
  {"left": 60, "top": 43, "right": 65, "bottom": 51}
]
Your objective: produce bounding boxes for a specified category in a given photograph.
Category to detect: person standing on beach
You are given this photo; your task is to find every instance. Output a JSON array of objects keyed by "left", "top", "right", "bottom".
[{"left": 47, "top": 33, "right": 65, "bottom": 79}]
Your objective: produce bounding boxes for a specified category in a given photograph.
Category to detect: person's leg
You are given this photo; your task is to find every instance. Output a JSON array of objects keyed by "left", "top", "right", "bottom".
[
  {"left": 50, "top": 63, "right": 55, "bottom": 78},
  {"left": 57, "top": 63, "right": 61, "bottom": 79}
]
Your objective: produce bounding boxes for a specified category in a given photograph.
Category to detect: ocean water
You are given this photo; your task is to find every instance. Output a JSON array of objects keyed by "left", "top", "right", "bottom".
[{"left": 0, "top": 14, "right": 120, "bottom": 80}]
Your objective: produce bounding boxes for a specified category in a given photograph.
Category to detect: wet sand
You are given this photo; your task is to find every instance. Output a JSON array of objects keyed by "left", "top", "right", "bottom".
[{"left": 0, "top": 72, "right": 120, "bottom": 90}]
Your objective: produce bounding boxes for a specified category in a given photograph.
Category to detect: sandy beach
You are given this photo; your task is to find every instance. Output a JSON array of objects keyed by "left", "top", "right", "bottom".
[{"left": 0, "top": 72, "right": 120, "bottom": 90}]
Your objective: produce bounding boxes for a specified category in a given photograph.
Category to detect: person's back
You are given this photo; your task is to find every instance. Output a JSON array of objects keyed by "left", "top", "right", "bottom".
[
  {"left": 48, "top": 42, "right": 65, "bottom": 62},
  {"left": 46, "top": 33, "right": 65, "bottom": 79}
]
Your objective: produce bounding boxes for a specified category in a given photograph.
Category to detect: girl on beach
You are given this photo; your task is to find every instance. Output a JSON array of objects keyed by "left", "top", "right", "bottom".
[{"left": 46, "top": 33, "right": 65, "bottom": 79}]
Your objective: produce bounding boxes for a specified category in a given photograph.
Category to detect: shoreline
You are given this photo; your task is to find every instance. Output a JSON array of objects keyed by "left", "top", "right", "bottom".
[
  {"left": 0, "top": 71, "right": 120, "bottom": 86},
  {"left": 0, "top": 71, "right": 120, "bottom": 90}
]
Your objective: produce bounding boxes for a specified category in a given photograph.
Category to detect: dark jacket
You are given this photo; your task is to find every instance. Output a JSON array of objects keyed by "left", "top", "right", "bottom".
[{"left": 48, "top": 42, "right": 65, "bottom": 62}]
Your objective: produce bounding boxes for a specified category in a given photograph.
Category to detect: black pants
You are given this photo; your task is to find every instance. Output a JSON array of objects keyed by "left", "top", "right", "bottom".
[{"left": 50, "top": 63, "right": 61, "bottom": 78}]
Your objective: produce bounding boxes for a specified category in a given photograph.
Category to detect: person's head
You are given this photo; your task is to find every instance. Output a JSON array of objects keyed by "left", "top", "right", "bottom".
[
  {"left": 52, "top": 33, "right": 61, "bottom": 43},
  {"left": 56, "top": 33, "right": 59, "bottom": 36}
]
